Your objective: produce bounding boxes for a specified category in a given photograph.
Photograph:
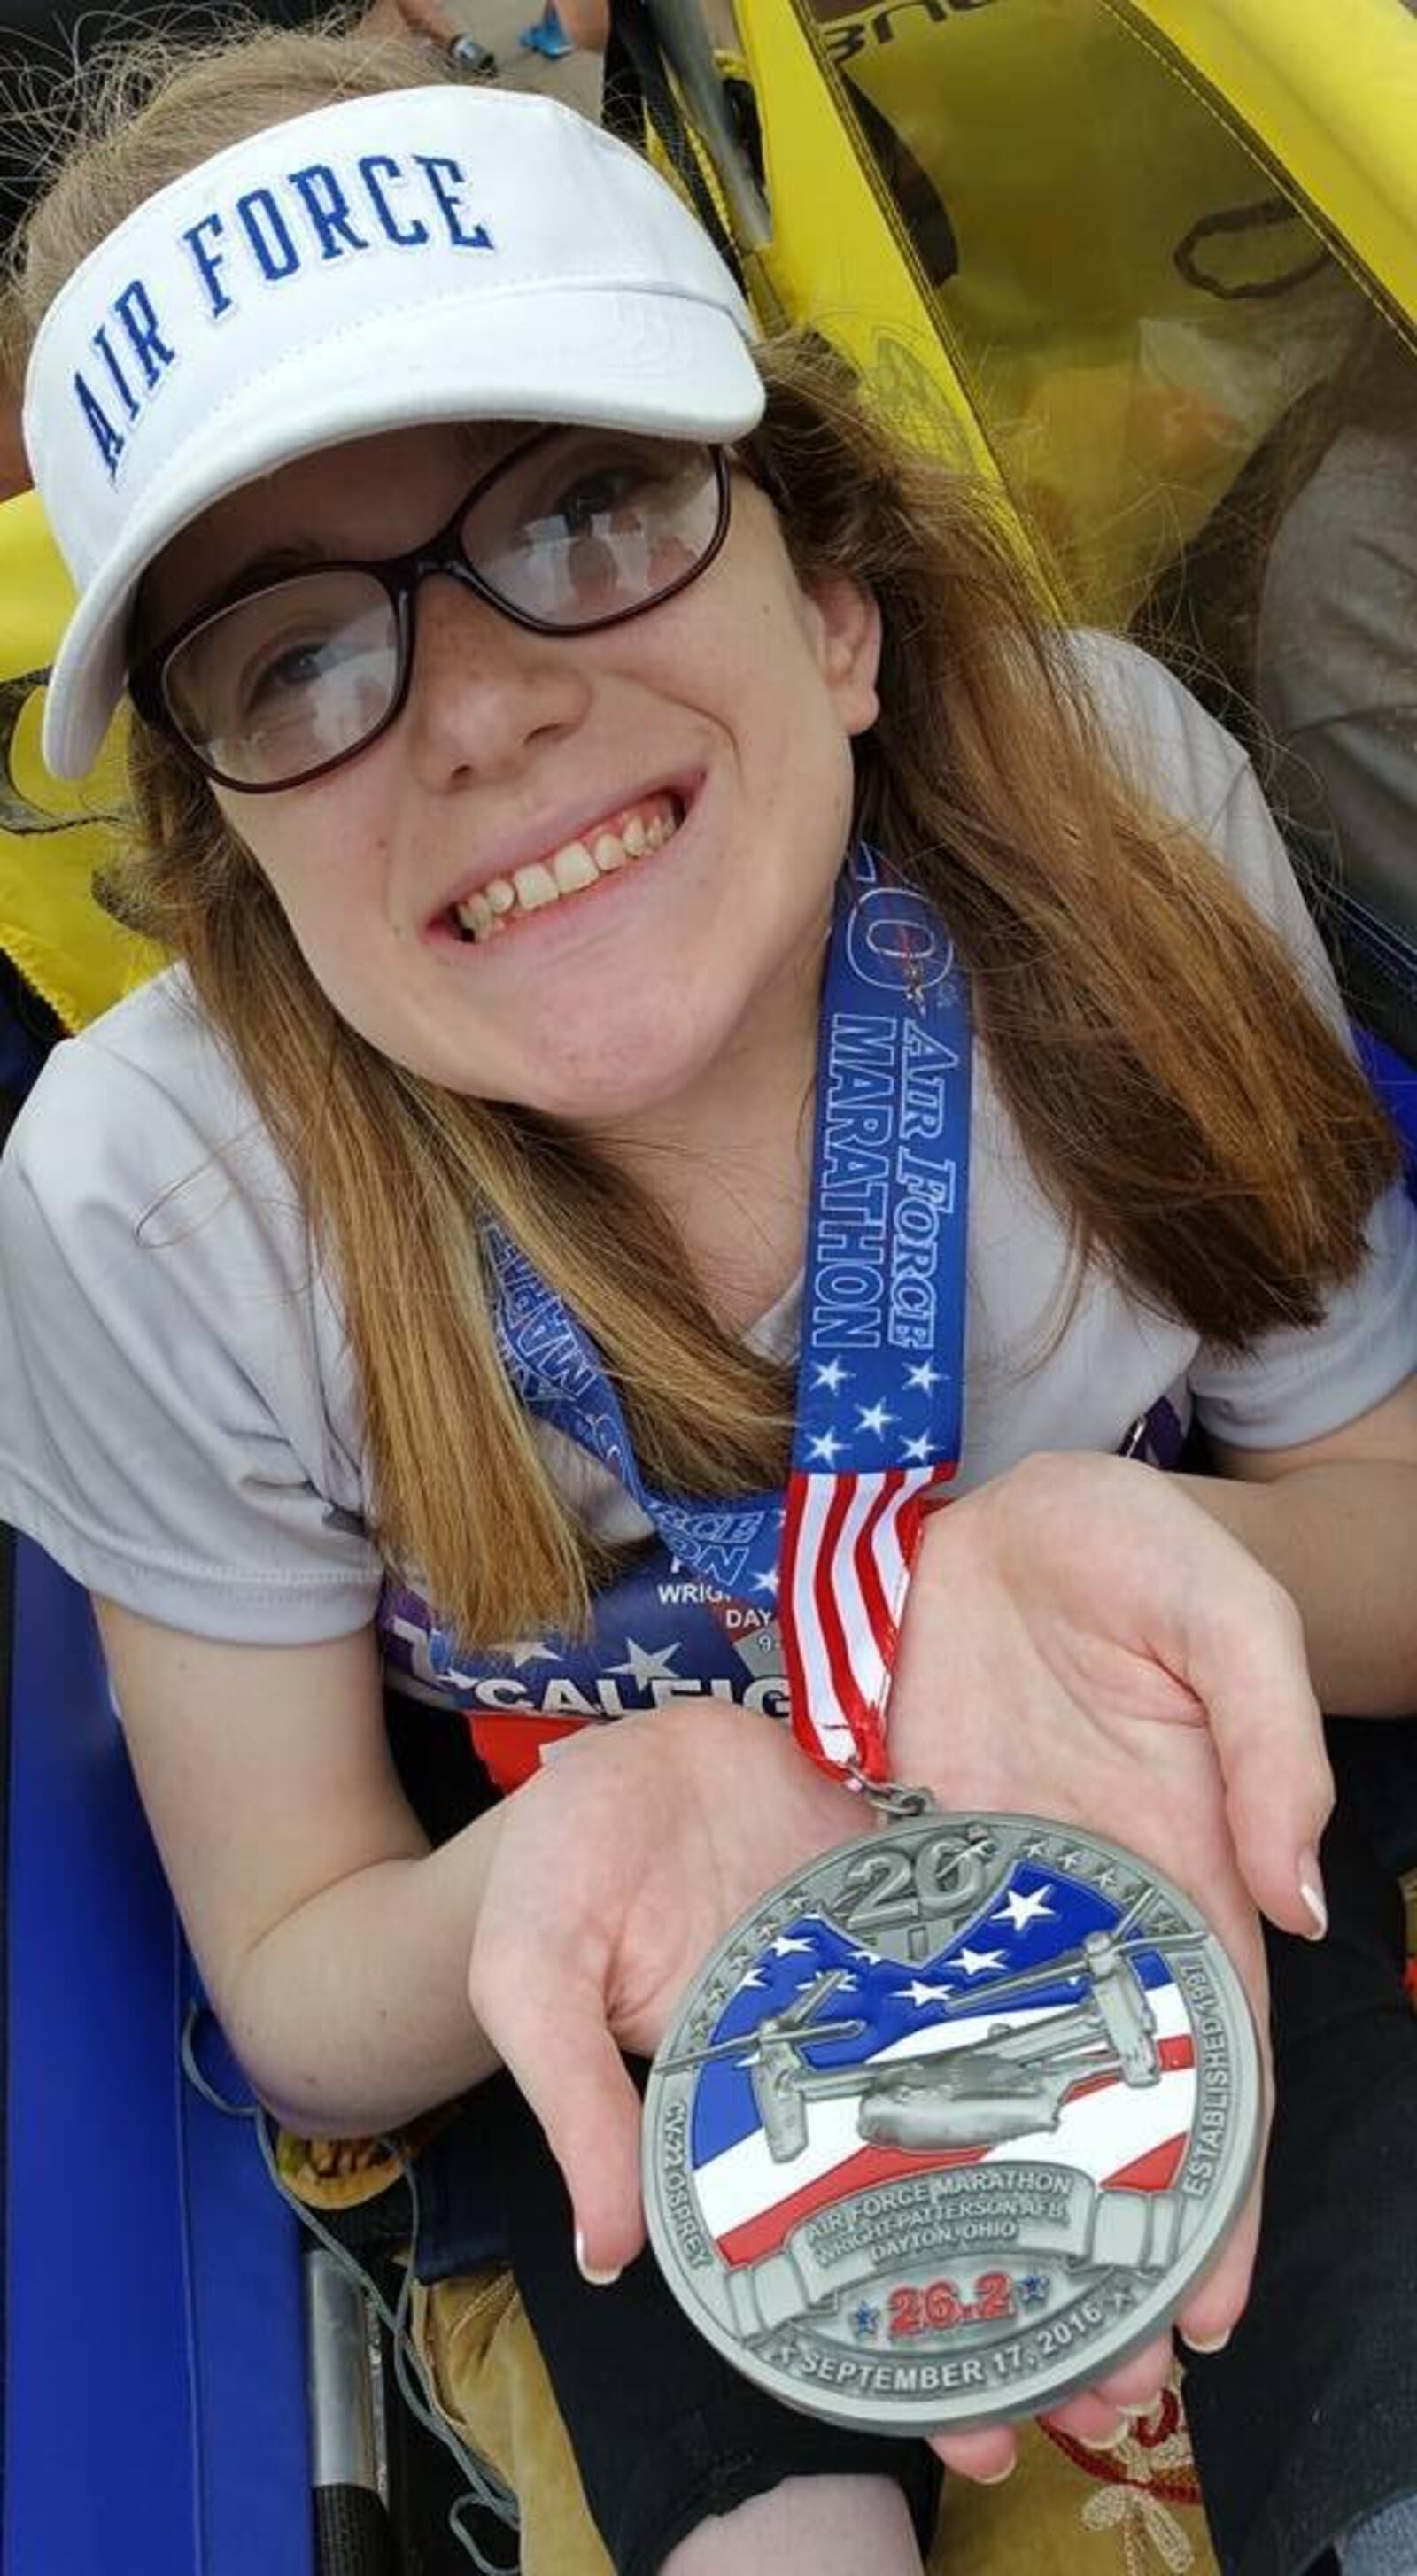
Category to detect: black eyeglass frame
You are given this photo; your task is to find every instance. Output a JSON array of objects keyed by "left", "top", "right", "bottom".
[{"left": 128, "top": 424, "right": 736, "bottom": 797}]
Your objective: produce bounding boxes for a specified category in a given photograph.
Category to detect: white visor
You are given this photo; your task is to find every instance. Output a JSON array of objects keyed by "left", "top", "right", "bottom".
[{"left": 24, "top": 81, "right": 763, "bottom": 780}]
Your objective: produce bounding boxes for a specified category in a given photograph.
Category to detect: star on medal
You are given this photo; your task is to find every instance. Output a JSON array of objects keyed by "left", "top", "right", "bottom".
[
  {"left": 954, "top": 1945, "right": 1009, "bottom": 1976},
  {"left": 992, "top": 1885, "right": 1057, "bottom": 1932}
]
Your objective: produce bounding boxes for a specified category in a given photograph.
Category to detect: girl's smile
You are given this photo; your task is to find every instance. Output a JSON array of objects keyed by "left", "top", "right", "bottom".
[{"left": 433, "top": 785, "right": 689, "bottom": 946}]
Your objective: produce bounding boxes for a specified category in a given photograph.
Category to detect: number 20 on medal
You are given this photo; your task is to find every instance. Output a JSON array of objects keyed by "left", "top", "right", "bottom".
[{"left": 840, "top": 1829, "right": 987, "bottom": 1936}]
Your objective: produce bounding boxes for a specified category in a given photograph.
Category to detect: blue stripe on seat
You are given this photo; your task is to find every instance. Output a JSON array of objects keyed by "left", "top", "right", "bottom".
[{"left": 4, "top": 1538, "right": 310, "bottom": 2576}]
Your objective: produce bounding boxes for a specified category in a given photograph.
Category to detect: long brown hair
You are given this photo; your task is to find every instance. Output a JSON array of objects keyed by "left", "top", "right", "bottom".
[{"left": 10, "top": 28, "right": 1400, "bottom": 1645}]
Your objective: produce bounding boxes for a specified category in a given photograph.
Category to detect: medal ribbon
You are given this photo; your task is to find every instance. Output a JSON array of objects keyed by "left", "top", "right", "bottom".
[{"left": 485, "top": 845, "right": 971, "bottom": 1783}]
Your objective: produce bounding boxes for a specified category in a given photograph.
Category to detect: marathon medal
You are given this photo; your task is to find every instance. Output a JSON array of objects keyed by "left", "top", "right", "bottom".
[
  {"left": 643, "top": 1808, "right": 1261, "bottom": 2431},
  {"left": 484, "top": 847, "right": 1257, "bottom": 2421}
]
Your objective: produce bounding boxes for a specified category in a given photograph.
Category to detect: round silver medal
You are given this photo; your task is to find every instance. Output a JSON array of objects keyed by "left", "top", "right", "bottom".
[{"left": 643, "top": 1808, "right": 1260, "bottom": 2432}]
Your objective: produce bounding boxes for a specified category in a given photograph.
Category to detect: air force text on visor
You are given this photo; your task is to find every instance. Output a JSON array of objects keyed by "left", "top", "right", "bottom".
[{"left": 72, "top": 151, "right": 495, "bottom": 483}]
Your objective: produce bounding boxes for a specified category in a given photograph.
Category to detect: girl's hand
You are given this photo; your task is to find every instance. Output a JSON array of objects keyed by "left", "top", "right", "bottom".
[
  {"left": 893, "top": 1451, "right": 1331, "bottom": 1939},
  {"left": 470, "top": 1456, "right": 1330, "bottom": 2483},
  {"left": 883, "top": 1450, "right": 1332, "bottom": 2478},
  {"left": 468, "top": 1702, "right": 866, "bottom": 2265}
]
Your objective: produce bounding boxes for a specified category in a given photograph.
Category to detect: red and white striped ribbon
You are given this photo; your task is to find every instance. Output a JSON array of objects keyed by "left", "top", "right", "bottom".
[{"left": 778, "top": 1463, "right": 950, "bottom": 1780}]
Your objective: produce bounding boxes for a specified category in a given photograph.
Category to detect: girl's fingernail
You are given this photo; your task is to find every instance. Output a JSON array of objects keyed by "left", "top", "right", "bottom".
[
  {"left": 1297, "top": 1854, "right": 1328, "bottom": 1940},
  {"left": 1183, "top": 2326, "right": 1231, "bottom": 2355},
  {"left": 975, "top": 2457, "right": 1016, "bottom": 2485},
  {"left": 1087, "top": 2418, "right": 1131, "bottom": 2453},
  {"left": 574, "top": 2228, "right": 622, "bottom": 2288}
]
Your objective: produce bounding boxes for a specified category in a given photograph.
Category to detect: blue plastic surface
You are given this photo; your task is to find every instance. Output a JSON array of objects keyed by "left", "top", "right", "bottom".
[
  {"left": 4, "top": 1539, "right": 311, "bottom": 2576},
  {"left": 1357, "top": 1026, "right": 1417, "bottom": 1183}
]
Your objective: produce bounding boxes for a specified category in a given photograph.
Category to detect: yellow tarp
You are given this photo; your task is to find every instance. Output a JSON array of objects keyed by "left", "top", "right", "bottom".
[
  {"left": 0, "top": 491, "right": 161, "bottom": 1031},
  {"left": 1125, "top": 0, "right": 1417, "bottom": 328},
  {"left": 738, "top": 0, "right": 1391, "bottom": 623}
]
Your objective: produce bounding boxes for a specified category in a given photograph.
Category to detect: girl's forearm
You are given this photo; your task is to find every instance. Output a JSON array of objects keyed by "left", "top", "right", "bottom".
[
  {"left": 222, "top": 1813, "right": 506, "bottom": 2135},
  {"left": 205, "top": 1458, "right": 1417, "bottom": 2136},
  {"left": 1186, "top": 1464, "right": 1417, "bottom": 1716}
]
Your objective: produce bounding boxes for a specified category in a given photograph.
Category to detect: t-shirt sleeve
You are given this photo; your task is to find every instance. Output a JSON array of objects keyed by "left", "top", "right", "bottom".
[
  {"left": 0, "top": 1033, "right": 383, "bottom": 1641},
  {"left": 1253, "top": 427, "right": 1417, "bottom": 940},
  {"left": 1181, "top": 752, "right": 1417, "bottom": 1449}
]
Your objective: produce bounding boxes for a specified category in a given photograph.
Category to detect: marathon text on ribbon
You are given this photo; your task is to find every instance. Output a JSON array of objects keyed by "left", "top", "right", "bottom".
[{"left": 810, "top": 1009, "right": 961, "bottom": 1353}]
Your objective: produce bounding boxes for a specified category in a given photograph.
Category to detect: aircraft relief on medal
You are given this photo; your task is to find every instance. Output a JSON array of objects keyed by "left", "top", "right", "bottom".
[{"left": 644, "top": 1812, "right": 1260, "bottom": 2431}]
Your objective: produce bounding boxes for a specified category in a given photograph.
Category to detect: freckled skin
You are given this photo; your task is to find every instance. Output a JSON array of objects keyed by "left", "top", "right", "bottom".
[{"left": 149, "top": 420, "right": 884, "bottom": 1141}]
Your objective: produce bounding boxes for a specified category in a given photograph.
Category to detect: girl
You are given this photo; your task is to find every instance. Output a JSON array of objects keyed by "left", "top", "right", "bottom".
[{"left": 2, "top": 30, "right": 1415, "bottom": 2576}]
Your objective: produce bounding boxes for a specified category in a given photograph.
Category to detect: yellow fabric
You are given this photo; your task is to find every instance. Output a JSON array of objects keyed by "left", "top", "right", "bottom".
[
  {"left": 0, "top": 491, "right": 164, "bottom": 1031},
  {"left": 1127, "top": 0, "right": 1417, "bottom": 328},
  {"left": 939, "top": 2388, "right": 1212, "bottom": 2576},
  {"left": 742, "top": 0, "right": 1374, "bottom": 624},
  {"left": 411, "top": 2274, "right": 1217, "bottom": 2576},
  {"left": 732, "top": 1, "right": 1022, "bottom": 501},
  {"left": 414, "top": 2271, "right": 615, "bottom": 2576},
  {"left": 646, "top": 19, "right": 1026, "bottom": 607},
  {"left": 275, "top": 2109, "right": 456, "bottom": 2211}
]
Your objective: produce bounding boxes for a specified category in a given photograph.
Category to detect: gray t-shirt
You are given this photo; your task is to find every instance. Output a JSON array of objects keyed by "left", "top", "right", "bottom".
[
  {"left": 2, "top": 637, "right": 1414, "bottom": 1656},
  {"left": 1256, "top": 421, "right": 1417, "bottom": 945}
]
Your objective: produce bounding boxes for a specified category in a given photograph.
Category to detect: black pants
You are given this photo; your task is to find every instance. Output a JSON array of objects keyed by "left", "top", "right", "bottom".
[
  {"left": 1183, "top": 1786, "right": 1417, "bottom": 2576},
  {"left": 418, "top": 2065, "right": 943, "bottom": 2576},
  {"left": 409, "top": 1761, "right": 1417, "bottom": 2576}
]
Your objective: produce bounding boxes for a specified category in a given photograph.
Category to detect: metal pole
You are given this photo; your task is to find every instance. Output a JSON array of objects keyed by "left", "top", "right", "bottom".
[
  {"left": 306, "top": 2247, "right": 399, "bottom": 2576},
  {"left": 645, "top": 0, "right": 771, "bottom": 251}
]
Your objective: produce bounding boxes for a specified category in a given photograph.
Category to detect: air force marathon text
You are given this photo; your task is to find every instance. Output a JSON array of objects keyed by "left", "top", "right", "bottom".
[{"left": 812, "top": 1009, "right": 960, "bottom": 1355}]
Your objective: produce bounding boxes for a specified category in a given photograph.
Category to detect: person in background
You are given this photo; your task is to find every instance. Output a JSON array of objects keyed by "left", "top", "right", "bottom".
[
  {"left": 520, "top": 2, "right": 575, "bottom": 61},
  {"left": 1254, "top": 325, "right": 1417, "bottom": 975}
]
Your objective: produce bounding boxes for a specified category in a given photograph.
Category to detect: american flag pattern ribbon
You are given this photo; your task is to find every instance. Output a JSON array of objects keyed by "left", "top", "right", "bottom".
[
  {"left": 779, "top": 1463, "right": 943, "bottom": 1781},
  {"left": 484, "top": 845, "right": 971, "bottom": 1782},
  {"left": 775, "top": 848, "right": 970, "bottom": 1778}
]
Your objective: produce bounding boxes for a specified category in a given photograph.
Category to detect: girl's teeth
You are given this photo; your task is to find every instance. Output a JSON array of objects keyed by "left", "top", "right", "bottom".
[
  {"left": 512, "top": 862, "right": 558, "bottom": 911},
  {"left": 454, "top": 800, "right": 679, "bottom": 940},
  {"left": 552, "top": 840, "right": 598, "bottom": 894}
]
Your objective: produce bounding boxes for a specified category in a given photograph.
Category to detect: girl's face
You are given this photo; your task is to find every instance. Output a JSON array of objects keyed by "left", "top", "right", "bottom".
[{"left": 145, "top": 421, "right": 881, "bottom": 1126}]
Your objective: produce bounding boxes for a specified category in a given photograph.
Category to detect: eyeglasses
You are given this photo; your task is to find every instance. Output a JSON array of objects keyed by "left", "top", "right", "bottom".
[{"left": 129, "top": 425, "right": 734, "bottom": 794}]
